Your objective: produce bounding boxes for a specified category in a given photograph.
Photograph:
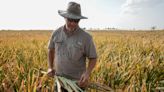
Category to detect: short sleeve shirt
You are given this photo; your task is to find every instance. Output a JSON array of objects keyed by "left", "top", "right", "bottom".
[{"left": 48, "top": 25, "right": 97, "bottom": 80}]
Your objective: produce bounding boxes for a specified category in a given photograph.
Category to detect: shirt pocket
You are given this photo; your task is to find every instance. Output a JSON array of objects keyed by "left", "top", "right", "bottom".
[
  {"left": 70, "top": 42, "right": 83, "bottom": 61},
  {"left": 55, "top": 39, "right": 63, "bottom": 55}
]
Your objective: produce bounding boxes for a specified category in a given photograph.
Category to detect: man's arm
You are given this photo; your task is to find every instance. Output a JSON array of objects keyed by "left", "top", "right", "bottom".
[
  {"left": 86, "top": 58, "right": 97, "bottom": 75},
  {"left": 47, "top": 49, "right": 55, "bottom": 77},
  {"left": 78, "top": 58, "right": 97, "bottom": 87}
]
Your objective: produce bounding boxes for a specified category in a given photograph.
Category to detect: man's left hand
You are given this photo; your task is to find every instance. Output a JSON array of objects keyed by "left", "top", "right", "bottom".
[{"left": 78, "top": 71, "right": 90, "bottom": 88}]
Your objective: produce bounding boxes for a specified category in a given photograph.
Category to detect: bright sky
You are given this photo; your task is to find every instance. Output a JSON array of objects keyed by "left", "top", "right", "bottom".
[{"left": 0, "top": 0, "right": 164, "bottom": 30}]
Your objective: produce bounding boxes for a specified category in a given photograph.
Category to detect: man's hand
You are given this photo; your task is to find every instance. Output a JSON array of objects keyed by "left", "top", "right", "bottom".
[
  {"left": 47, "top": 68, "right": 56, "bottom": 77},
  {"left": 78, "top": 71, "right": 90, "bottom": 88},
  {"left": 78, "top": 58, "right": 97, "bottom": 88}
]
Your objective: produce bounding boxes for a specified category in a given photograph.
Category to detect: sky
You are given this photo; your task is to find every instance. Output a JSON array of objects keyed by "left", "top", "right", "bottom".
[{"left": 0, "top": 0, "right": 164, "bottom": 30}]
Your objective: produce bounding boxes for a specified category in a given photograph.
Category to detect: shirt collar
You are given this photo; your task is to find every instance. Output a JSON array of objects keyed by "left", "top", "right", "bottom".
[{"left": 63, "top": 25, "right": 79, "bottom": 37}]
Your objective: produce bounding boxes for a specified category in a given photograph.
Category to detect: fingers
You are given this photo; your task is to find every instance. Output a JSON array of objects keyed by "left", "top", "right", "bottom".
[
  {"left": 47, "top": 72, "right": 52, "bottom": 77},
  {"left": 78, "top": 79, "right": 88, "bottom": 87},
  {"left": 78, "top": 74, "right": 88, "bottom": 87},
  {"left": 80, "top": 74, "right": 85, "bottom": 83},
  {"left": 78, "top": 75, "right": 84, "bottom": 86},
  {"left": 47, "top": 69, "right": 55, "bottom": 77},
  {"left": 81, "top": 76, "right": 87, "bottom": 83}
]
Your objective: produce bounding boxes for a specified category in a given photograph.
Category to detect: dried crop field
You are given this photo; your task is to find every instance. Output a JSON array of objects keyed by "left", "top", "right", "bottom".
[{"left": 0, "top": 30, "right": 164, "bottom": 92}]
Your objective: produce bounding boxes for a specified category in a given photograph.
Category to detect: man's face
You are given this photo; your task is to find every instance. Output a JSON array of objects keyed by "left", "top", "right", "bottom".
[{"left": 65, "top": 18, "right": 80, "bottom": 31}]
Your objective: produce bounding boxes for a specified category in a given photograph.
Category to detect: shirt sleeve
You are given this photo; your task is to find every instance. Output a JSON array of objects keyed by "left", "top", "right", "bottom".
[
  {"left": 85, "top": 36, "right": 97, "bottom": 59},
  {"left": 48, "top": 30, "right": 57, "bottom": 49}
]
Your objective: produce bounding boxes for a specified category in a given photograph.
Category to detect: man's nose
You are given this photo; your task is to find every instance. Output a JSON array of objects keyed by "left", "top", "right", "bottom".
[{"left": 70, "top": 21, "right": 76, "bottom": 25}]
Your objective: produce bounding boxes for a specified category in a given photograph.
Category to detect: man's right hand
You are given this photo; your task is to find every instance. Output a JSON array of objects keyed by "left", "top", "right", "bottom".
[{"left": 47, "top": 68, "right": 56, "bottom": 77}]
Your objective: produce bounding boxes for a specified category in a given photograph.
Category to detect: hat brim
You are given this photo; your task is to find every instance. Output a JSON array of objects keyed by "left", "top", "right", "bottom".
[{"left": 58, "top": 10, "right": 88, "bottom": 19}]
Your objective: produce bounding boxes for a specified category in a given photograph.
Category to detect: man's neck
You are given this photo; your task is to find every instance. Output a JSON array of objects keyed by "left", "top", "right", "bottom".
[{"left": 65, "top": 25, "right": 78, "bottom": 32}]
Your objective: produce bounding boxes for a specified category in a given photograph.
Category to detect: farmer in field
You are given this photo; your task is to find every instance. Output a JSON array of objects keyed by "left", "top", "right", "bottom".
[{"left": 47, "top": 1, "right": 97, "bottom": 91}]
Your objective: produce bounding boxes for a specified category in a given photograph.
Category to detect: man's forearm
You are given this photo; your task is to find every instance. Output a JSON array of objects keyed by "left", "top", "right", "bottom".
[
  {"left": 48, "top": 49, "right": 55, "bottom": 69},
  {"left": 86, "top": 58, "right": 97, "bottom": 75}
]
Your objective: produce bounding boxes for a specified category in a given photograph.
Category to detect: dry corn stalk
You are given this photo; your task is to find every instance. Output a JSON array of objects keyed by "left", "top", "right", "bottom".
[{"left": 40, "top": 70, "right": 114, "bottom": 92}]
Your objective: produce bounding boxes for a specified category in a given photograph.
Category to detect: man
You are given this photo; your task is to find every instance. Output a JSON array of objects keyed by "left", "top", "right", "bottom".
[{"left": 47, "top": 1, "right": 97, "bottom": 91}]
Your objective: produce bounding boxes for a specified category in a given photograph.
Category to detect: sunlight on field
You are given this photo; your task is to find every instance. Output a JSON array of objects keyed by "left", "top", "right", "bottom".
[{"left": 0, "top": 30, "right": 164, "bottom": 92}]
